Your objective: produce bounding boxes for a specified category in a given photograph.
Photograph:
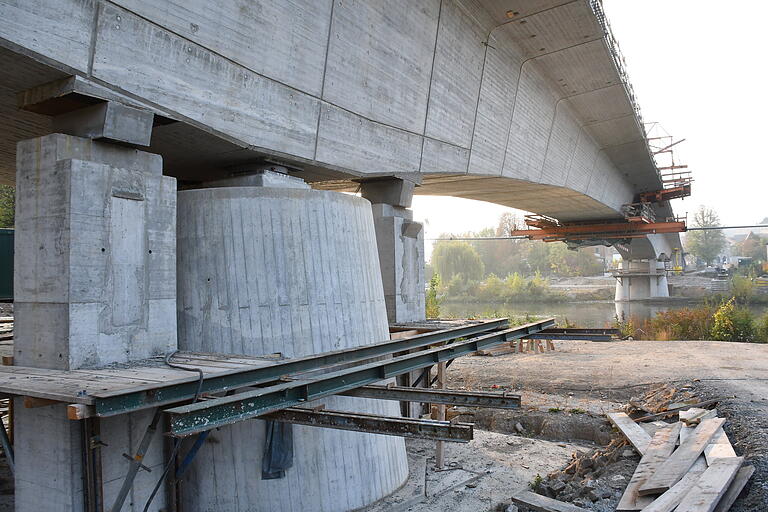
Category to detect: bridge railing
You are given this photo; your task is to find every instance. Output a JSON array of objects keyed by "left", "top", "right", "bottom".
[{"left": 588, "top": 0, "right": 645, "bottom": 134}]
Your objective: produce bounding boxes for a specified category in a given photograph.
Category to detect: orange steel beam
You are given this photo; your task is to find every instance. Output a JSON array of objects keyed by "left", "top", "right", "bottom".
[{"left": 510, "top": 221, "right": 686, "bottom": 242}]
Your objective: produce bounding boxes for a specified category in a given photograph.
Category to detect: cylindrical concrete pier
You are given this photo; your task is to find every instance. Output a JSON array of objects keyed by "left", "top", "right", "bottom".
[{"left": 176, "top": 184, "right": 408, "bottom": 511}]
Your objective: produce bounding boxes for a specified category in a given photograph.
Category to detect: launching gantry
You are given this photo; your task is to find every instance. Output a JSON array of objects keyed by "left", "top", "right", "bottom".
[{"left": 510, "top": 171, "right": 692, "bottom": 246}]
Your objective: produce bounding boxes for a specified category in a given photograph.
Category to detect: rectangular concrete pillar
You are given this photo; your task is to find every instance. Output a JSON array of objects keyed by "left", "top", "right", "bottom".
[
  {"left": 13, "top": 133, "right": 177, "bottom": 511},
  {"left": 370, "top": 203, "right": 425, "bottom": 323},
  {"left": 14, "top": 133, "right": 177, "bottom": 369}
]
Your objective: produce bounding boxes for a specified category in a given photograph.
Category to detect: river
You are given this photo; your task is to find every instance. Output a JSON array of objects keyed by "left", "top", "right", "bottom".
[{"left": 440, "top": 300, "right": 768, "bottom": 328}]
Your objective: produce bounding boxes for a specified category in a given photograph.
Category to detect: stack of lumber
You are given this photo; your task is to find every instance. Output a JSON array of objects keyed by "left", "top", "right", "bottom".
[{"left": 608, "top": 409, "right": 752, "bottom": 512}]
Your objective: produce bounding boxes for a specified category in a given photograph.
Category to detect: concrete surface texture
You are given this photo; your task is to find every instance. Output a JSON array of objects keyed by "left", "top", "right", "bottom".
[
  {"left": 362, "top": 178, "right": 426, "bottom": 323},
  {"left": 0, "top": 0, "right": 664, "bottom": 223},
  {"left": 14, "top": 133, "right": 177, "bottom": 370},
  {"left": 13, "top": 133, "right": 177, "bottom": 511},
  {"left": 176, "top": 183, "right": 408, "bottom": 511}
]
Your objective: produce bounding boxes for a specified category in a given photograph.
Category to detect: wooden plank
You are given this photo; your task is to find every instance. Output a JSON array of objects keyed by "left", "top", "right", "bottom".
[
  {"left": 1, "top": 356, "right": 12, "bottom": 366},
  {"left": 704, "top": 429, "right": 736, "bottom": 466},
  {"left": 642, "top": 457, "right": 708, "bottom": 512},
  {"left": 617, "top": 423, "right": 681, "bottom": 511},
  {"left": 676, "top": 457, "right": 743, "bottom": 512},
  {"left": 608, "top": 412, "right": 652, "bottom": 455},
  {"left": 510, "top": 489, "right": 589, "bottom": 512},
  {"left": 640, "top": 418, "right": 725, "bottom": 495},
  {"left": 713, "top": 465, "right": 754, "bottom": 512},
  {"left": 23, "top": 396, "right": 60, "bottom": 408}
]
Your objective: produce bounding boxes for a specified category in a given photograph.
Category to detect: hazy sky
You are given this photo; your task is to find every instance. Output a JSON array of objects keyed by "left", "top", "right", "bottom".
[{"left": 414, "top": 0, "right": 768, "bottom": 258}]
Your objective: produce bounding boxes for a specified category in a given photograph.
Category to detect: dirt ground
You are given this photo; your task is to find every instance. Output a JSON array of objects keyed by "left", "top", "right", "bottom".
[{"left": 443, "top": 339, "right": 768, "bottom": 511}]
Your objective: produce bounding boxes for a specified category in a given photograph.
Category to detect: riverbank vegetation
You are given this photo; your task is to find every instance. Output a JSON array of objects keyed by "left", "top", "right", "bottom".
[{"left": 617, "top": 298, "right": 768, "bottom": 343}]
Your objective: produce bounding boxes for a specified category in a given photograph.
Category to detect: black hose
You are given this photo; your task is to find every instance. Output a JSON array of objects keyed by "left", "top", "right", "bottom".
[{"left": 142, "top": 351, "right": 205, "bottom": 512}]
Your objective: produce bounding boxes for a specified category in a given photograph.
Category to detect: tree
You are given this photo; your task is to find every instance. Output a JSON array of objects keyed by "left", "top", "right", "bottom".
[
  {"left": 0, "top": 185, "right": 13, "bottom": 228},
  {"left": 686, "top": 206, "right": 726, "bottom": 265},
  {"left": 430, "top": 240, "right": 485, "bottom": 282}
]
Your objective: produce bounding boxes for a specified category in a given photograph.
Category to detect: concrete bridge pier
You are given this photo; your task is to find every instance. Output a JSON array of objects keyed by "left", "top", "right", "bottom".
[
  {"left": 614, "top": 234, "right": 678, "bottom": 302},
  {"left": 360, "top": 177, "right": 425, "bottom": 323},
  {"left": 614, "top": 259, "right": 670, "bottom": 301},
  {"left": 13, "top": 102, "right": 177, "bottom": 511}
]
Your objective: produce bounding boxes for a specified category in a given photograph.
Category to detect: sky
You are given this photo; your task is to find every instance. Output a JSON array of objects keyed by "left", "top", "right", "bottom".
[{"left": 414, "top": 0, "right": 768, "bottom": 259}]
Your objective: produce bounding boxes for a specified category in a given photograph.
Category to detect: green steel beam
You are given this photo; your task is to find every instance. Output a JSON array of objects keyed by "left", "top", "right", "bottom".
[
  {"left": 340, "top": 385, "right": 520, "bottom": 409},
  {"left": 165, "top": 318, "right": 554, "bottom": 437},
  {"left": 261, "top": 407, "right": 473, "bottom": 442},
  {"left": 92, "top": 318, "right": 508, "bottom": 416}
]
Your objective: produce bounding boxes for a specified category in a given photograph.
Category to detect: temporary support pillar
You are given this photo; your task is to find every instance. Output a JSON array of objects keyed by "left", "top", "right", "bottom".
[
  {"left": 360, "top": 177, "right": 425, "bottom": 323},
  {"left": 13, "top": 98, "right": 177, "bottom": 511}
]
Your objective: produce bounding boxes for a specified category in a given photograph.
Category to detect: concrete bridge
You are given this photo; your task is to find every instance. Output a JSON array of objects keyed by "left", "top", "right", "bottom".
[
  {"left": 0, "top": 0, "right": 680, "bottom": 302},
  {"left": 0, "top": 1, "right": 682, "bottom": 510}
]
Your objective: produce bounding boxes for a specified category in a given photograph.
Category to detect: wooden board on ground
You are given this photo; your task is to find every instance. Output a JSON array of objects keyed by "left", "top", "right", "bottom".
[
  {"left": 510, "top": 490, "right": 589, "bottom": 512},
  {"left": 617, "top": 423, "right": 681, "bottom": 511},
  {"left": 676, "top": 456, "right": 743, "bottom": 512},
  {"left": 640, "top": 418, "right": 725, "bottom": 495},
  {"left": 704, "top": 429, "right": 736, "bottom": 465},
  {"left": 608, "top": 412, "right": 652, "bottom": 455},
  {"left": 642, "top": 456, "right": 708, "bottom": 512},
  {"left": 713, "top": 465, "right": 755, "bottom": 512}
]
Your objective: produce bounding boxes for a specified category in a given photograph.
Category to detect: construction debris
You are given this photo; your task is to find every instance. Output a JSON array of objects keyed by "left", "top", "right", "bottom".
[{"left": 511, "top": 385, "right": 753, "bottom": 512}]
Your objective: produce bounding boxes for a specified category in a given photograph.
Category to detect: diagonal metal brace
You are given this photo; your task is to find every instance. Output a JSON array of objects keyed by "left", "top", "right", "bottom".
[{"left": 109, "top": 409, "right": 162, "bottom": 512}]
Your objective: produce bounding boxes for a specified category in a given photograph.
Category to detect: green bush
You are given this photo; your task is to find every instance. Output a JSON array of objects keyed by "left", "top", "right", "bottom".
[
  {"left": 425, "top": 273, "right": 441, "bottom": 319},
  {"left": 710, "top": 299, "right": 755, "bottom": 342},
  {"left": 731, "top": 275, "right": 755, "bottom": 304},
  {"left": 756, "top": 312, "right": 768, "bottom": 343}
]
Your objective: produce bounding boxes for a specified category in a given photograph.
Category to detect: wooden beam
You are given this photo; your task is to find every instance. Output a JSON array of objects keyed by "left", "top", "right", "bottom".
[
  {"left": 640, "top": 418, "right": 725, "bottom": 495},
  {"left": 435, "top": 361, "right": 446, "bottom": 469},
  {"left": 67, "top": 403, "right": 94, "bottom": 420},
  {"left": 607, "top": 412, "right": 652, "bottom": 455},
  {"left": 675, "top": 456, "right": 743, "bottom": 512},
  {"left": 617, "top": 423, "right": 681, "bottom": 511},
  {"left": 23, "top": 396, "right": 59, "bottom": 408},
  {"left": 510, "top": 489, "right": 589, "bottom": 512},
  {"left": 713, "top": 465, "right": 754, "bottom": 512}
]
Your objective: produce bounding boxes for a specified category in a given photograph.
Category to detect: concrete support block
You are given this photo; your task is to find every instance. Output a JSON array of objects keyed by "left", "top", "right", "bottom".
[
  {"left": 51, "top": 101, "right": 154, "bottom": 146},
  {"left": 14, "top": 133, "right": 177, "bottom": 369},
  {"left": 370, "top": 203, "right": 426, "bottom": 323},
  {"left": 360, "top": 177, "right": 426, "bottom": 323},
  {"left": 360, "top": 177, "right": 417, "bottom": 208},
  {"left": 204, "top": 166, "right": 309, "bottom": 190}
]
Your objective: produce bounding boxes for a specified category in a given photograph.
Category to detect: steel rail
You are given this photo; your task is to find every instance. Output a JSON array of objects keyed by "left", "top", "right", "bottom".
[
  {"left": 261, "top": 407, "right": 474, "bottom": 443},
  {"left": 92, "top": 318, "right": 508, "bottom": 416},
  {"left": 340, "top": 385, "right": 520, "bottom": 409},
  {"left": 165, "top": 318, "right": 555, "bottom": 437}
]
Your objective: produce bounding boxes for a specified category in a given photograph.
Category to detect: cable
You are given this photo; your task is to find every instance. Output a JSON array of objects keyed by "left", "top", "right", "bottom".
[{"left": 142, "top": 351, "right": 205, "bottom": 512}]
